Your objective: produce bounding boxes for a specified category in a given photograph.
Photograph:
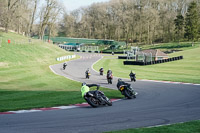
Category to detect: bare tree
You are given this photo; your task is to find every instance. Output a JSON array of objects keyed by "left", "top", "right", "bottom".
[
  {"left": 3, "top": 0, "right": 21, "bottom": 32},
  {"left": 29, "top": 0, "right": 38, "bottom": 36},
  {"left": 47, "top": 3, "right": 63, "bottom": 40},
  {"left": 38, "top": 0, "right": 60, "bottom": 39},
  {"left": 61, "top": 0, "right": 200, "bottom": 44}
]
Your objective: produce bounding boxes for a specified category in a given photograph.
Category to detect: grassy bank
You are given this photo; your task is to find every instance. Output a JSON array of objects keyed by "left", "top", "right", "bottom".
[
  {"left": 106, "top": 120, "right": 200, "bottom": 133},
  {"left": 102, "top": 42, "right": 199, "bottom": 52},
  {"left": 140, "top": 42, "right": 199, "bottom": 51},
  {"left": 0, "top": 32, "right": 122, "bottom": 112},
  {"left": 94, "top": 45, "right": 200, "bottom": 84}
]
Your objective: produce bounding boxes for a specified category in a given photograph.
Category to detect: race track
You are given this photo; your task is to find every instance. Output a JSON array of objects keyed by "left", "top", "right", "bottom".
[{"left": 0, "top": 53, "right": 200, "bottom": 133}]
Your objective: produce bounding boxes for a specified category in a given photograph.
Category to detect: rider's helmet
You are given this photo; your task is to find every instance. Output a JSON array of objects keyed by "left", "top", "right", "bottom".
[
  {"left": 82, "top": 82, "right": 86, "bottom": 86},
  {"left": 118, "top": 78, "right": 122, "bottom": 82}
]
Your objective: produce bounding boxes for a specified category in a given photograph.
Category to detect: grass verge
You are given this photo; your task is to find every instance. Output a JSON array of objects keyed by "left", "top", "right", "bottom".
[{"left": 106, "top": 120, "right": 200, "bottom": 133}]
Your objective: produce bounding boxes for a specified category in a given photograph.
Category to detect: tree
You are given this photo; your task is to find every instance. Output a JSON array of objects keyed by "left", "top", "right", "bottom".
[
  {"left": 38, "top": 0, "right": 63, "bottom": 40},
  {"left": 184, "top": 1, "right": 198, "bottom": 41},
  {"left": 29, "top": 0, "right": 38, "bottom": 36},
  {"left": 174, "top": 14, "right": 184, "bottom": 42},
  {"left": 4, "top": 0, "right": 21, "bottom": 32},
  {"left": 47, "top": 4, "right": 63, "bottom": 40}
]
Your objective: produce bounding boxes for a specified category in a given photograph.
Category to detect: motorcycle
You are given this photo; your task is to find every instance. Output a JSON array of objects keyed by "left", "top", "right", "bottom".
[
  {"left": 63, "top": 63, "right": 67, "bottom": 70},
  {"left": 100, "top": 70, "right": 104, "bottom": 75},
  {"left": 86, "top": 72, "right": 91, "bottom": 79},
  {"left": 107, "top": 73, "right": 113, "bottom": 84},
  {"left": 84, "top": 88, "right": 112, "bottom": 108},
  {"left": 99, "top": 68, "right": 104, "bottom": 75},
  {"left": 130, "top": 74, "right": 136, "bottom": 82},
  {"left": 118, "top": 84, "right": 136, "bottom": 99}
]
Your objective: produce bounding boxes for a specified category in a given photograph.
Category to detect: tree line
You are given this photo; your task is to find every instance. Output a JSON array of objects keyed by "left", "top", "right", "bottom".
[
  {"left": 61, "top": 0, "right": 200, "bottom": 44},
  {"left": 0, "top": 0, "right": 200, "bottom": 45},
  {"left": 0, "top": 0, "right": 63, "bottom": 39}
]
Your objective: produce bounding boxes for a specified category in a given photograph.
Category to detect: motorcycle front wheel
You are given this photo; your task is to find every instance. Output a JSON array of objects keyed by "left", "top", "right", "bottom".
[
  {"left": 103, "top": 96, "right": 112, "bottom": 106},
  {"left": 107, "top": 79, "right": 109, "bottom": 84},
  {"left": 124, "top": 89, "right": 136, "bottom": 99}
]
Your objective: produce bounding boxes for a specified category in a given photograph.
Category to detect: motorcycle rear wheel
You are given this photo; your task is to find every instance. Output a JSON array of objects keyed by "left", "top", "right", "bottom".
[
  {"left": 87, "top": 97, "right": 99, "bottom": 108},
  {"left": 107, "top": 78, "right": 112, "bottom": 84}
]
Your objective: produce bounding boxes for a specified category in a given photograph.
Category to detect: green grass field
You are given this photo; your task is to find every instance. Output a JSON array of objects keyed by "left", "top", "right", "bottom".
[
  {"left": 140, "top": 42, "right": 199, "bottom": 51},
  {"left": 106, "top": 120, "right": 200, "bottom": 133},
  {"left": 94, "top": 45, "right": 200, "bottom": 84},
  {"left": 0, "top": 32, "right": 122, "bottom": 112}
]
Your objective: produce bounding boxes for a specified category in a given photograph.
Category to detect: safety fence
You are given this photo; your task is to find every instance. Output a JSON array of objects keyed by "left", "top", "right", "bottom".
[
  {"left": 118, "top": 56, "right": 134, "bottom": 59},
  {"left": 124, "top": 56, "right": 183, "bottom": 65},
  {"left": 56, "top": 55, "right": 76, "bottom": 61},
  {"left": 59, "top": 44, "right": 99, "bottom": 53}
]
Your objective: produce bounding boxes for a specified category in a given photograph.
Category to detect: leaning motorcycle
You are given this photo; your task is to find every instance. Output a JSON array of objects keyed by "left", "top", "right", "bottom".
[
  {"left": 118, "top": 84, "right": 136, "bottom": 99},
  {"left": 107, "top": 73, "right": 113, "bottom": 84},
  {"left": 84, "top": 89, "right": 112, "bottom": 108}
]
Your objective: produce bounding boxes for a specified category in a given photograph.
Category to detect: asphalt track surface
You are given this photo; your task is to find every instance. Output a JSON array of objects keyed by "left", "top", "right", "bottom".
[{"left": 1, "top": 53, "right": 200, "bottom": 133}]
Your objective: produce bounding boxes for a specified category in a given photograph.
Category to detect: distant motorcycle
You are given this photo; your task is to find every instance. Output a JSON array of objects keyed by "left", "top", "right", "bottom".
[
  {"left": 129, "top": 72, "right": 136, "bottom": 82},
  {"left": 107, "top": 73, "right": 113, "bottom": 84},
  {"left": 63, "top": 63, "right": 67, "bottom": 70},
  {"left": 86, "top": 72, "right": 91, "bottom": 79},
  {"left": 84, "top": 86, "right": 112, "bottom": 108},
  {"left": 99, "top": 68, "right": 104, "bottom": 75}
]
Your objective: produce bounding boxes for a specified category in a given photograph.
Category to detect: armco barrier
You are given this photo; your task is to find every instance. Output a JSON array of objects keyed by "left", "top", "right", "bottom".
[
  {"left": 123, "top": 56, "right": 183, "bottom": 65},
  {"left": 118, "top": 56, "right": 126, "bottom": 59},
  {"left": 118, "top": 56, "right": 134, "bottom": 59},
  {"left": 56, "top": 55, "right": 76, "bottom": 61},
  {"left": 118, "top": 56, "right": 127, "bottom": 59}
]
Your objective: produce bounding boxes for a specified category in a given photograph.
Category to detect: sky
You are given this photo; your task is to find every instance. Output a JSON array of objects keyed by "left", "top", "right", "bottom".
[{"left": 61, "top": 0, "right": 110, "bottom": 12}]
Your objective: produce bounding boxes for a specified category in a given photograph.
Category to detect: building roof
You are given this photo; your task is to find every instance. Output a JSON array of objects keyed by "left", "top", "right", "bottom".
[{"left": 140, "top": 49, "right": 168, "bottom": 57}]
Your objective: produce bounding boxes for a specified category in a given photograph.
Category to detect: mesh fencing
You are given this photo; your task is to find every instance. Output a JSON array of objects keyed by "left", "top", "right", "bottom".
[{"left": 136, "top": 52, "right": 153, "bottom": 62}]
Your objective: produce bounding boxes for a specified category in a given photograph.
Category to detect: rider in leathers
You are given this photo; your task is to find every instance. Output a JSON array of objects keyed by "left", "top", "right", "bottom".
[
  {"left": 63, "top": 62, "right": 67, "bottom": 70},
  {"left": 117, "top": 78, "right": 131, "bottom": 89},
  {"left": 81, "top": 83, "right": 104, "bottom": 101}
]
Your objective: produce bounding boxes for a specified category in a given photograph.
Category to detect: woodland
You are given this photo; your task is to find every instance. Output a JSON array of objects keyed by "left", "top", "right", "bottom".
[{"left": 0, "top": 0, "right": 200, "bottom": 44}]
